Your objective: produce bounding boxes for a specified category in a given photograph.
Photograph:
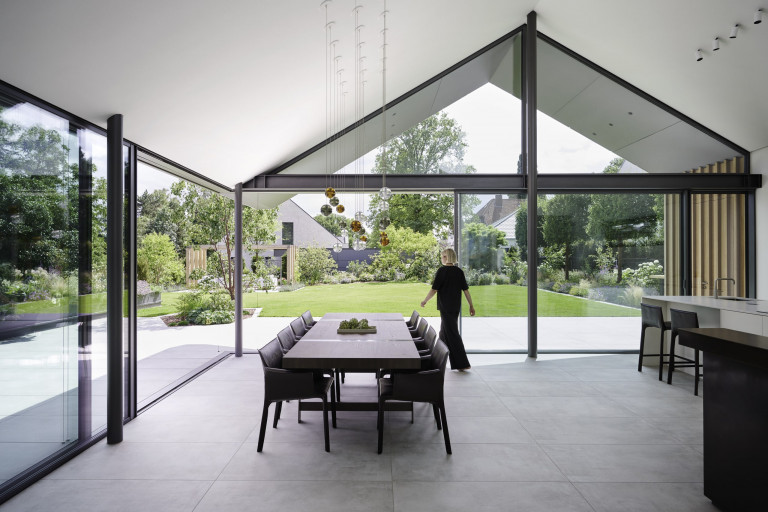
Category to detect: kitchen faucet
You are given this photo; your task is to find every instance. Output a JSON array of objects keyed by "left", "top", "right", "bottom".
[{"left": 714, "top": 277, "right": 735, "bottom": 299}]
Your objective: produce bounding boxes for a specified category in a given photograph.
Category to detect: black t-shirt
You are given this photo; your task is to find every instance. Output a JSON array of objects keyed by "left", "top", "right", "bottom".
[{"left": 431, "top": 265, "right": 468, "bottom": 313}]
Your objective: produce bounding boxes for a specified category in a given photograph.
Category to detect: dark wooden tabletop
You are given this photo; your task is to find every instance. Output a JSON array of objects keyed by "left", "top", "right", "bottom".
[
  {"left": 319, "top": 313, "right": 405, "bottom": 321},
  {"left": 301, "top": 318, "right": 413, "bottom": 342}
]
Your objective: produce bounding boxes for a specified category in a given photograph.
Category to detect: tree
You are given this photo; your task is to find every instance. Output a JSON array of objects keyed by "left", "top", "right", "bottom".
[
  {"left": 170, "top": 182, "right": 278, "bottom": 298},
  {"left": 138, "top": 189, "right": 183, "bottom": 253},
  {"left": 602, "top": 157, "right": 624, "bottom": 174},
  {"left": 296, "top": 245, "right": 337, "bottom": 285},
  {"left": 367, "top": 226, "right": 439, "bottom": 281},
  {"left": 137, "top": 233, "right": 185, "bottom": 286},
  {"left": 313, "top": 212, "right": 349, "bottom": 237},
  {"left": 0, "top": 114, "right": 80, "bottom": 276},
  {"left": 542, "top": 194, "right": 591, "bottom": 280},
  {"left": 367, "top": 112, "right": 476, "bottom": 240},
  {"left": 587, "top": 194, "right": 657, "bottom": 283},
  {"left": 461, "top": 222, "right": 507, "bottom": 272},
  {"left": 514, "top": 199, "right": 546, "bottom": 263}
]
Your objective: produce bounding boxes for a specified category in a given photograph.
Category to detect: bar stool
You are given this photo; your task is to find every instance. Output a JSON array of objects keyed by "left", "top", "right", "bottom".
[
  {"left": 638, "top": 303, "right": 672, "bottom": 381},
  {"left": 668, "top": 308, "right": 703, "bottom": 395}
]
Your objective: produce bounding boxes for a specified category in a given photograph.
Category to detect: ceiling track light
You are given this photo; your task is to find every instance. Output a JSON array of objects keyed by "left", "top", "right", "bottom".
[
  {"left": 712, "top": 37, "right": 720, "bottom": 51},
  {"left": 695, "top": 49, "right": 703, "bottom": 61},
  {"left": 729, "top": 24, "right": 739, "bottom": 38},
  {"left": 754, "top": 8, "right": 763, "bottom": 24}
]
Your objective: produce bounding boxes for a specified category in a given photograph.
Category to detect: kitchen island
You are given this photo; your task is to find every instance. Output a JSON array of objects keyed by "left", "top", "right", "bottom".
[{"left": 678, "top": 327, "right": 768, "bottom": 512}]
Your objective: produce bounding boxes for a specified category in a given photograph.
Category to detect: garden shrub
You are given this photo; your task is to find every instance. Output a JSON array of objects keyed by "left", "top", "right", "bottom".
[
  {"left": 297, "top": 245, "right": 337, "bottom": 285},
  {"left": 493, "top": 274, "right": 510, "bottom": 285}
]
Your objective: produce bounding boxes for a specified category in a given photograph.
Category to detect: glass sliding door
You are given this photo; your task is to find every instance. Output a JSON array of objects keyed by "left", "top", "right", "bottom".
[
  {"left": 535, "top": 192, "right": 665, "bottom": 350},
  {"left": 457, "top": 193, "right": 527, "bottom": 351},
  {"left": 0, "top": 98, "right": 108, "bottom": 486}
]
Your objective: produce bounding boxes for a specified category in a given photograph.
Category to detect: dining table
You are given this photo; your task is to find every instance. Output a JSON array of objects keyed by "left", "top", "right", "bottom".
[{"left": 282, "top": 313, "right": 421, "bottom": 412}]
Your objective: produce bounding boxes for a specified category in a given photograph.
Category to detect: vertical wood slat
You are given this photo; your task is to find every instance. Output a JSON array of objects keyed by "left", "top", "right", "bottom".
[
  {"left": 689, "top": 157, "right": 745, "bottom": 297},
  {"left": 664, "top": 194, "right": 680, "bottom": 295}
]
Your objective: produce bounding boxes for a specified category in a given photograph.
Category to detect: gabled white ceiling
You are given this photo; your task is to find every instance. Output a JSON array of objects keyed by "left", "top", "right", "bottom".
[{"left": 1, "top": 0, "right": 766, "bottom": 190}]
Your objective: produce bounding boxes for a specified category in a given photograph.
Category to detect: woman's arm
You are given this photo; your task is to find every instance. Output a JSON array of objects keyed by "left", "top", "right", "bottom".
[
  {"left": 420, "top": 289, "right": 437, "bottom": 308},
  {"left": 463, "top": 289, "right": 476, "bottom": 316}
]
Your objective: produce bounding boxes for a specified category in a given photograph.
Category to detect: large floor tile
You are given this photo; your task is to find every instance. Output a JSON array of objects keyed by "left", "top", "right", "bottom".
[
  {"left": 124, "top": 412, "right": 259, "bottom": 443},
  {"left": 500, "top": 396, "right": 636, "bottom": 419},
  {"left": 0, "top": 479, "right": 211, "bottom": 512},
  {"left": 196, "top": 480, "right": 393, "bottom": 512},
  {"left": 45, "top": 441, "right": 241, "bottom": 481},
  {"left": 575, "top": 482, "right": 720, "bottom": 512},
  {"left": 390, "top": 443, "right": 567, "bottom": 482},
  {"left": 542, "top": 444, "right": 703, "bottom": 483},
  {"left": 489, "top": 379, "right": 601, "bottom": 397},
  {"left": 219, "top": 442, "right": 392, "bottom": 481},
  {"left": 394, "top": 481, "right": 594, "bottom": 512},
  {"left": 521, "top": 417, "right": 681, "bottom": 445}
]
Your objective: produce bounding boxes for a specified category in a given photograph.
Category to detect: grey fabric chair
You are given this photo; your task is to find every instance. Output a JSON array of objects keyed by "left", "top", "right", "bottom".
[
  {"left": 638, "top": 303, "right": 672, "bottom": 381},
  {"left": 257, "top": 338, "right": 336, "bottom": 452},
  {"left": 377, "top": 339, "right": 451, "bottom": 454},
  {"left": 669, "top": 308, "right": 703, "bottom": 395}
]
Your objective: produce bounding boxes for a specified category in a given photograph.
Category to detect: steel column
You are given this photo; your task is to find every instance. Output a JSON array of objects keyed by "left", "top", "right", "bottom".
[
  {"left": 106, "top": 114, "right": 123, "bottom": 444},
  {"left": 524, "top": 12, "right": 538, "bottom": 358},
  {"left": 235, "top": 183, "right": 243, "bottom": 357}
]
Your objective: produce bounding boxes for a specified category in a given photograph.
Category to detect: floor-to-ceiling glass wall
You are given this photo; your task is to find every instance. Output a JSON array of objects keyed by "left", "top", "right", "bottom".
[
  {"left": 535, "top": 35, "right": 746, "bottom": 350},
  {"left": 458, "top": 193, "right": 527, "bottom": 350},
  {"left": 0, "top": 95, "right": 108, "bottom": 488}
]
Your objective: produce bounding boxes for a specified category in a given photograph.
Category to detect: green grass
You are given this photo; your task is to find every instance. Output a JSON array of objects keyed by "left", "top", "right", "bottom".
[
  {"left": 13, "top": 283, "right": 640, "bottom": 318},
  {"left": 139, "top": 282, "right": 639, "bottom": 318}
]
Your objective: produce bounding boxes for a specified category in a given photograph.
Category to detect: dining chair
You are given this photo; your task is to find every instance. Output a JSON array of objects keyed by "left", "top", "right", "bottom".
[
  {"left": 638, "top": 303, "right": 672, "bottom": 381},
  {"left": 257, "top": 338, "right": 336, "bottom": 452},
  {"left": 290, "top": 317, "right": 308, "bottom": 339},
  {"left": 668, "top": 308, "right": 703, "bottom": 395},
  {"left": 377, "top": 339, "right": 451, "bottom": 454},
  {"left": 276, "top": 327, "right": 298, "bottom": 354},
  {"left": 418, "top": 327, "right": 438, "bottom": 356},
  {"left": 411, "top": 317, "right": 429, "bottom": 345},
  {"left": 301, "top": 310, "right": 317, "bottom": 329},
  {"left": 406, "top": 310, "right": 420, "bottom": 330}
]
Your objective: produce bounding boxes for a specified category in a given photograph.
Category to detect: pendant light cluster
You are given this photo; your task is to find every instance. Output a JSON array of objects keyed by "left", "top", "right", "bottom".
[{"left": 320, "top": 0, "right": 394, "bottom": 250}]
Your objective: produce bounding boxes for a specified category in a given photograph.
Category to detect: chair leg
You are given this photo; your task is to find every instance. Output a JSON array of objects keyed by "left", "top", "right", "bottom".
[
  {"left": 322, "top": 396, "right": 330, "bottom": 452},
  {"left": 257, "top": 401, "right": 270, "bottom": 452},
  {"left": 377, "top": 398, "right": 385, "bottom": 454},
  {"left": 658, "top": 329, "right": 665, "bottom": 381},
  {"left": 638, "top": 325, "right": 646, "bottom": 372},
  {"left": 433, "top": 403, "right": 442, "bottom": 430},
  {"left": 335, "top": 369, "right": 341, "bottom": 402},
  {"left": 297, "top": 399, "right": 302, "bottom": 423},
  {"left": 438, "top": 401, "right": 451, "bottom": 455},
  {"left": 411, "top": 402, "right": 414, "bottom": 424},
  {"left": 331, "top": 380, "right": 337, "bottom": 429},
  {"left": 273, "top": 401, "right": 282, "bottom": 428},
  {"left": 667, "top": 334, "right": 677, "bottom": 385},
  {"left": 694, "top": 349, "right": 701, "bottom": 396}
]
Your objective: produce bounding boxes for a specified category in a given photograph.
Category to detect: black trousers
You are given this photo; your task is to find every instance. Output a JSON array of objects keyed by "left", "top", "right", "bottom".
[{"left": 439, "top": 310, "right": 470, "bottom": 370}]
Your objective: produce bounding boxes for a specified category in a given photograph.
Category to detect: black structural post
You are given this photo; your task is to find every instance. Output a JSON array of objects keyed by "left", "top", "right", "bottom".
[
  {"left": 235, "top": 183, "right": 243, "bottom": 357},
  {"left": 524, "top": 11, "right": 538, "bottom": 358},
  {"left": 106, "top": 114, "right": 124, "bottom": 444},
  {"left": 125, "top": 144, "right": 137, "bottom": 418},
  {"left": 681, "top": 191, "right": 692, "bottom": 295}
]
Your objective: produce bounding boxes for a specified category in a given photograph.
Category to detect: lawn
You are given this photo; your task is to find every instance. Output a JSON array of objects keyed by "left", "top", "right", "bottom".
[{"left": 136, "top": 282, "right": 639, "bottom": 318}]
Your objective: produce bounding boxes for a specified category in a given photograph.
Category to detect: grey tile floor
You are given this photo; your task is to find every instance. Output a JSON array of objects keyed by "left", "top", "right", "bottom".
[{"left": 0, "top": 354, "right": 719, "bottom": 512}]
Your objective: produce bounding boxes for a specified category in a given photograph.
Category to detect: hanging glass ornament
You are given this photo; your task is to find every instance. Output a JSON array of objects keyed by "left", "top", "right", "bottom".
[
  {"left": 354, "top": 211, "right": 366, "bottom": 223},
  {"left": 320, "top": 204, "right": 332, "bottom": 216},
  {"left": 352, "top": 238, "right": 362, "bottom": 251},
  {"left": 338, "top": 218, "right": 348, "bottom": 229},
  {"left": 360, "top": 235, "right": 368, "bottom": 242},
  {"left": 381, "top": 237, "right": 390, "bottom": 246},
  {"left": 341, "top": 228, "right": 348, "bottom": 239},
  {"left": 378, "top": 186, "right": 392, "bottom": 201},
  {"left": 378, "top": 214, "right": 391, "bottom": 230},
  {"left": 329, "top": 196, "right": 340, "bottom": 207},
  {"left": 351, "top": 220, "right": 362, "bottom": 232},
  {"left": 359, "top": 226, "right": 366, "bottom": 235},
  {"left": 336, "top": 204, "right": 345, "bottom": 214},
  {"left": 325, "top": 187, "right": 336, "bottom": 198},
  {"left": 379, "top": 200, "right": 389, "bottom": 212},
  {"left": 332, "top": 242, "right": 343, "bottom": 253}
]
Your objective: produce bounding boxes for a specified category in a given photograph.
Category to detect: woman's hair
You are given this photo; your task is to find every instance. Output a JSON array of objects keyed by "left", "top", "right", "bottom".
[{"left": 441, "top": 248, "right": 458, "bottom": 264}]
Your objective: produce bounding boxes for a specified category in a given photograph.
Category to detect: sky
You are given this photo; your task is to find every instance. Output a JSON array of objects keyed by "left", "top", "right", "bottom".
[{"left": 135, "top": 82, "right": 620, "bottom": 218}]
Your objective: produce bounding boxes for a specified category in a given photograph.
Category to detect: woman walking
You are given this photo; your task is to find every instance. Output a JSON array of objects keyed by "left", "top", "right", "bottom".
[{"left": 420, "top": 248, "right": 475, "bottom": 371}]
